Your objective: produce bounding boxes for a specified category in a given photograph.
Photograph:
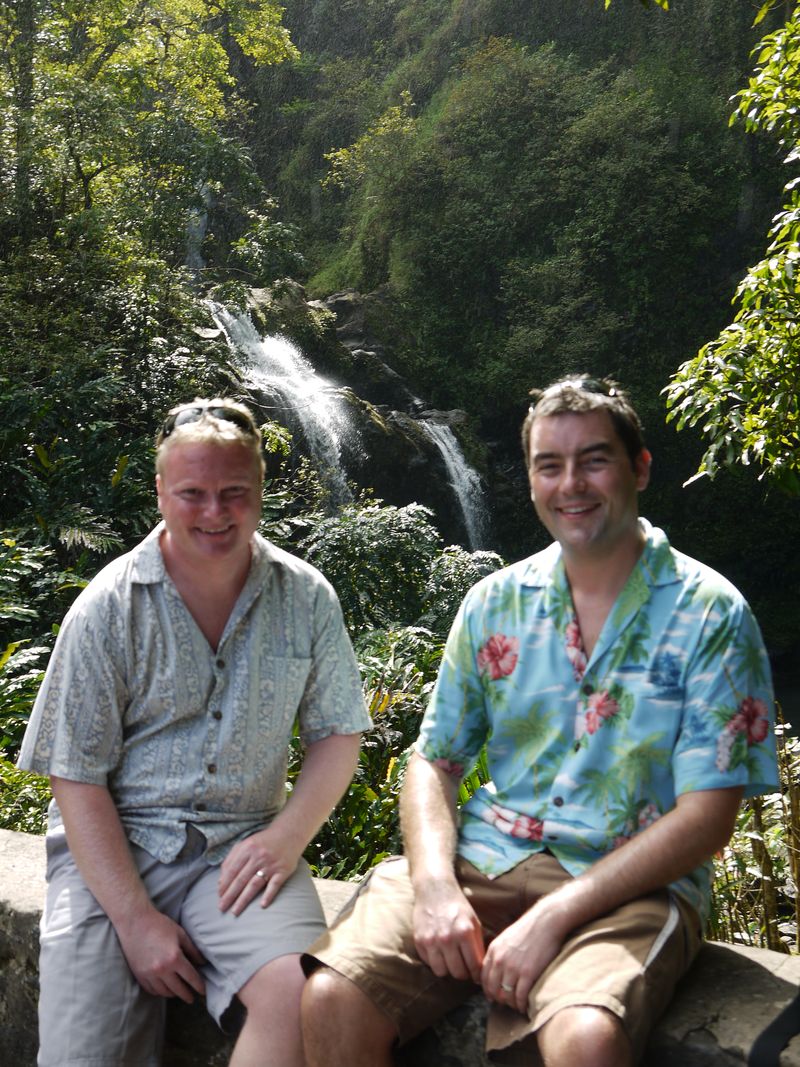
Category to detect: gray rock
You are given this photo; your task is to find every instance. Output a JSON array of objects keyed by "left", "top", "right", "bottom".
[{"left": 2, "top": 829, "right": 798, "bottom": 1066}]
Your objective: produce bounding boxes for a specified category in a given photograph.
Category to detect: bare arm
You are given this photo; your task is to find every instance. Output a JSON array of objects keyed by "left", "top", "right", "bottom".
[
  {"left": 399, "top": 752, "right": 485, "bottom": 982},
  {"left": 482, "top": 785, "right": 743, "bottom": 1012},
  {"left": 218, "top": 731, "right": 361, "bottom": 915},
  {"left": 50, "top": 776, "right": 206, "bottom": 1002}
]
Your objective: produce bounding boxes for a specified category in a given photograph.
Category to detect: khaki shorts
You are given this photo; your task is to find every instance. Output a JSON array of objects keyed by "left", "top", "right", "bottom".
[
  {"left": 303, "top": 852, "right": 702, "bottom": 1063},
  {"left": 39, "top": 825, "right": 326, "bottom": 1067}
]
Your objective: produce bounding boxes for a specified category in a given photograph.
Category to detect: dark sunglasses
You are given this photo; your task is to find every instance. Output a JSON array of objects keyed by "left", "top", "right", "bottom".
[{"left": 160, "top": 404, "right": 256, "bottom": 439}]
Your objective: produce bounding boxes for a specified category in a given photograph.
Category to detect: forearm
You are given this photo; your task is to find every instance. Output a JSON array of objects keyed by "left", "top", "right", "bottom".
[
  {"left": 269, "top": 731, "right": 361, "bottom": 852},
  {"left": 50, "top": 776, "right": 154, "bottom": 932},
  {"left": 537, "top": 786, "right": 743, "bottom": 935},
  {"left": 400, "top": 752, "right": 461, "bottom": 887}
]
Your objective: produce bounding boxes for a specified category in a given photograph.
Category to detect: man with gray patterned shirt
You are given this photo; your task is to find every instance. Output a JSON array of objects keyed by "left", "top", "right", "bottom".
[{"left": 18, "top": 399, "right": 370, "bottom": 1067}]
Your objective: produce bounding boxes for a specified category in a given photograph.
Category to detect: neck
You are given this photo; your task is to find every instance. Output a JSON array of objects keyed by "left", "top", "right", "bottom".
[{"left": 562, "top": 525, "right": 645, "bottom": 600}]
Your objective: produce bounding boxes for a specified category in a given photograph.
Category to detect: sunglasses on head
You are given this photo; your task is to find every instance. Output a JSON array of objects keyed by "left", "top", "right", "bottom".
[
  {"left": 160, "top": 404, "right": 256, "bottom": 439},
  {"left": 529, "top": 378, "right": 618, "bottom": 412}
]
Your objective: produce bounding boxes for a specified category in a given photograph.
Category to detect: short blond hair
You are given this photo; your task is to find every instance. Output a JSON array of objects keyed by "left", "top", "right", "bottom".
[{"left": 155, "top": 398, "right": 265, "bottom": 479}]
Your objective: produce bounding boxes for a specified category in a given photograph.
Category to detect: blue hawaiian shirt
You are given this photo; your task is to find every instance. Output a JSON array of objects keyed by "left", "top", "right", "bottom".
[{"left": 416, "top": 520, "right": 778, "bottom": 920}]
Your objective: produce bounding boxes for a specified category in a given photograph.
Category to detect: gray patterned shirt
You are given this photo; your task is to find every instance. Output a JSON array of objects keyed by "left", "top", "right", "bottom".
[{"left": 19, "top": 525, "right": 370, "bottom": 863}]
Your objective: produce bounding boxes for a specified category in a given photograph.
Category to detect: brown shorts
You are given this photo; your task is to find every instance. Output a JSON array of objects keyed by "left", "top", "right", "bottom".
[{"left": 303, "top": 852, "right": 702, "bottom": 1063}]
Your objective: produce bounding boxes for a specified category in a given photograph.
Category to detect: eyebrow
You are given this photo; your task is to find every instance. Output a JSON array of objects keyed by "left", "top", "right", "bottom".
[{"left": 532, "top": 441, "right": 614, "bottom": 464}]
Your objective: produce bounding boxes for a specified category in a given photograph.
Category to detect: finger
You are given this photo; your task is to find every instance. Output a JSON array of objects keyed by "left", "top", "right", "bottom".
[
  {"left": 177, "top": 929, "right": 207, "bottom": 971},
  {"left": 220, "top": 868, "right": 263, "bottom": 912},
  {"left": 260, "top": 871, "right": 286, "bottom": 909}
]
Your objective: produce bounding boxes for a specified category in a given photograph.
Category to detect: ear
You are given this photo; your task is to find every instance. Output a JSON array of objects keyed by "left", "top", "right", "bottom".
[
  {"left": 635, "top": 448, "right": 652, "bottom": 492},
  {"left": 155, "top": 473, "right": 163, "bottom": 513}
]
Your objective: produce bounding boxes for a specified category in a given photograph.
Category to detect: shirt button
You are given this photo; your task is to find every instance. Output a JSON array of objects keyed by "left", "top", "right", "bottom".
[
  {"left": 574, "top": 742, "right": 581, "bottom": 752},
  {"left": 216, "top": 658, "right": 225, "bottom": 669},
  {"left": 196, "top": 802, "right": 207, "bottom": 812},
  {"left": 207, "top": 763, "right": 217, "bottom": 774},
  {"left": 553, "top": 796, "right": 564, "bottom": 807},
  {"left": 211, "top": 710, "right": 222, "bottom": 721},
  {"left": 582, "top": 683, "right": 593, "bottom": 695}
]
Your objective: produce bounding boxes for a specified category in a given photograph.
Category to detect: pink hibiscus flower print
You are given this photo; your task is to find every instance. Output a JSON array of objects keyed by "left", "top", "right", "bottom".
[
  {"left": 584, "top": 689, "right": 619, "bottom": 736},
  {"left": 565, "top": 618, "right": 587, "bottom": 681},
  {"left": 730, "top": 696, "right": 770, "bottom": 746},
  {"left": 715, "top": 696, "right": 770, "bottom": 772},
  {"left": 433, "top": 757, "right": 465, "bottom": 779},
  {"left": 477, "top": 634, "right": 520, "bottom": 680},
  {"left": 483, "top": 802, "right": 544, "bottom": 841}
]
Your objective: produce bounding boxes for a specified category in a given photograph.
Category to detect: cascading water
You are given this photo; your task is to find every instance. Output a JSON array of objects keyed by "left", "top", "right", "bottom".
[
  {"left": 208, "top": 302, "right": 357, "bottom": 504},
  {"left": 418, "top": 420, "right": 488, "bottom": 550}
]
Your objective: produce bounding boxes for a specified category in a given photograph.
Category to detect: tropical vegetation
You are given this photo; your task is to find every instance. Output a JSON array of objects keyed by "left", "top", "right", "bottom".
[{"left": 0, "top": 0, "right": 798, "bottom": 955}]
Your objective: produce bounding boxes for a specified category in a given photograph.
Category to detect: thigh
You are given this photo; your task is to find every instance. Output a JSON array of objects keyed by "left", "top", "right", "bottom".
[
  {"left": 302, "top": 855, "right": 516, "bottom": 1046},
  {"left": 38, "top": 831, "right": 164, "bottom": 1067},
  {"left": 180, "top": 856, "right": 326, "bottom": 1029}
]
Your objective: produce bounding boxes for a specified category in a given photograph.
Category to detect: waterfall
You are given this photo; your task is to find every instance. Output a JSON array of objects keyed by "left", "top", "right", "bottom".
[
  {"left": 419, "top": 420, "right": 488, "bottom": 550},
  {"left": 208, "top": 303, "right": 357, "bottom": 504}
]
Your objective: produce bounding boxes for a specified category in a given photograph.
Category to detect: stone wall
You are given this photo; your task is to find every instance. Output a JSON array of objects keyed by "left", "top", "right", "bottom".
[{"left": 2, "top": 829, "right": 798, "bottom": 1066}]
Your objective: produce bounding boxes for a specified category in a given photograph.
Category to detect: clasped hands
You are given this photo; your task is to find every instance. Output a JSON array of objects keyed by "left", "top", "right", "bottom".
[{"left": 412, "top": 881, "right": 565, "bottom": 1016}]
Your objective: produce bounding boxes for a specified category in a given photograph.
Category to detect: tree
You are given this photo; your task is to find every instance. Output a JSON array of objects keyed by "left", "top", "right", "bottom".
[{"left": 665, "top": 5, "right": 800, "bottom": 494}]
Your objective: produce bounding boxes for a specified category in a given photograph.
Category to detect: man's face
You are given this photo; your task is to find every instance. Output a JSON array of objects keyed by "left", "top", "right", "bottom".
[
  {"left": 156, "top": 440, "right": 262, "bottom": 570},
  {"left": 527, "top": 409, "right": 650, "bottom": 561}
]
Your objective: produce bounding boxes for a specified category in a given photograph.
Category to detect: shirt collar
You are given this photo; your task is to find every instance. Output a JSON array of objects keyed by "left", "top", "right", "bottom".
[
  {"left": 128, "top": 524, "right": 282, "bottom": 586},
  {"left": 519, "top": 518, "right": 679, "bottom": 590}
]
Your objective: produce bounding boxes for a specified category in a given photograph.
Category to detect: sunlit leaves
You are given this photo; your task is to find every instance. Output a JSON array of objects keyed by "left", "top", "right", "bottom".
[{"left": 665, "top": 4, "right": 800, "bottom": 494}]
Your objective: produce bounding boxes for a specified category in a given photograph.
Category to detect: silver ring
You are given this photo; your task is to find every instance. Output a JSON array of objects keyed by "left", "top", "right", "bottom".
[
  {"left": 255, "top": 869, "right": 267, "bottom": 880},
  {"left": 500, "top": 982, "right": 513, "bottom": 993}
]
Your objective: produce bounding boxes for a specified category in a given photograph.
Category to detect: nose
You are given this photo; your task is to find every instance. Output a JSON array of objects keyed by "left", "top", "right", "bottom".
[
  {"left": 203, "top": 493, "right": 227, "bottom": 515},
  {"left": 561, "top": 461, "right": 587, "bottom": 494}
]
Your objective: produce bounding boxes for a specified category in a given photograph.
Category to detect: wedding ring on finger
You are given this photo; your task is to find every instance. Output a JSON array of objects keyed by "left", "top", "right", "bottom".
[
  {"left": 255, "top": 869, "right": 268, "bottom": 880},
  {"left": 500, "top": 982, "right": 514, "bottom": 993}
]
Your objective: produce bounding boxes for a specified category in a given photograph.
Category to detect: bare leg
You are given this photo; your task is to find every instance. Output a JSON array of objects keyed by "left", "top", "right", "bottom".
[
  {"left": 302, "top": 966, "right": 398, "bottom": 1067},
  {"left": 229, "top": 954, "right": 306, "bottom": 1067},
  {"left": 537, "top": 1006, "right": 633, "bottom": 1067}
]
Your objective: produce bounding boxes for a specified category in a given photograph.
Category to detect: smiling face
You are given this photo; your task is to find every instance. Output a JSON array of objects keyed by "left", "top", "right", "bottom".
[
  {"left": 156, "top": 440, "right": 262, "bottom": 576},
  {"left": 527, "top": 409, "right": 651, "bottom": 565}
]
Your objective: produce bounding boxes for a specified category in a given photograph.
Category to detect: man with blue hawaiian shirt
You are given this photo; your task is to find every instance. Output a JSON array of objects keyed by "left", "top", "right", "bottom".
[{"left": 302, "top": 377, "right": 778, "bottom": 1067}]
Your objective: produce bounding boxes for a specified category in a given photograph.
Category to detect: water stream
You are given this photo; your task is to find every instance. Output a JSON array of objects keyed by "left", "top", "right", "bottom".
[
  {"left": 419, "top": 419, "right": 488, "bottom": 550},
  {"left": 208, "top": 303, "right": 356, "bottom": 504},
  {"left": 208, "top": 302, "right": 489, "bottom": 546}
]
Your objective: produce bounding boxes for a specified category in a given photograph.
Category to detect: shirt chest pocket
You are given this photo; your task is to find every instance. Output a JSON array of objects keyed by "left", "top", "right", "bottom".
[{"left": 256, "top": 656, "right": 313, "bottom": 737}]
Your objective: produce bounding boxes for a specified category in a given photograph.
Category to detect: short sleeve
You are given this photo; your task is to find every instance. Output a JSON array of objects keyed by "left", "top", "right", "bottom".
[
  {"left": 17, "top": 594, "right": 127, "bottom": 784},
  {"left": 296, "top": 581, "right": 370, "bottom": 744},
  {"left": 415, "top": 593, "right": 491, "bottom": 780},
  {"left": 673, "top": 592, "right": 778, "bottom": 799}
]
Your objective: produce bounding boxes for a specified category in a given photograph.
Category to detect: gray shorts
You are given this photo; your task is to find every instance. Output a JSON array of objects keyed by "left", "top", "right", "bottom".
[{"left": 38, "top": 825, "right": 326, "bottom": 1067}]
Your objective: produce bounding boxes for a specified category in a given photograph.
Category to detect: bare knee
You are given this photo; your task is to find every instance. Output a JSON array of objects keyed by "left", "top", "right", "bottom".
[
  {"left": 538, "top": 1006, "right": 633, "bottom": 1067},
  {"left": 238, "top": 953, "right": 305, "bottom": 1015},
  {"left": 302, "top": 966, "right": 397, "bottom": 1065}
]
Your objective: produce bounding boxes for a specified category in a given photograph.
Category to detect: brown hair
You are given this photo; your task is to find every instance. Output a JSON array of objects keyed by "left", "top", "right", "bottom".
[{"left": 521, "top": 377, "right": 645, "bottom": 469}]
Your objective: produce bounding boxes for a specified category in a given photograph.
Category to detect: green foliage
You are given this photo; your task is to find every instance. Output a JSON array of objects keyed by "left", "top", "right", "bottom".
[
  {"left": 710, "top": 711, "right": 799, "bottom": 952},
  {"left": 418, "top": 546, "right": 504, "bottom": 635},
  {"left": 0, "top": 756, "right": 50, "bottom": 834},
  {"left": 665, "top": 6, "right": 800, "bottom": 494},
  {"left": 300, "top": 501, "right": 442, "bottom": 634},
  {"left": 296, "top": 624, "right": 444, "bottom": 879}
]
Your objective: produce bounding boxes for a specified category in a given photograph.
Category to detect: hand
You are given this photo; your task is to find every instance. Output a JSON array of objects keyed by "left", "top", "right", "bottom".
[
  {"left": 412, "top": 879, "right": 485, "bottom": 983},
  {"left": 116, "top": 908, "right": 206, "bottom": 1003},
  {"left": 480, "top": 904, "right": 564, "bottom": 1014},
  {"left": 218, "top": 824, "right": 303, "bottom": 916}
]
